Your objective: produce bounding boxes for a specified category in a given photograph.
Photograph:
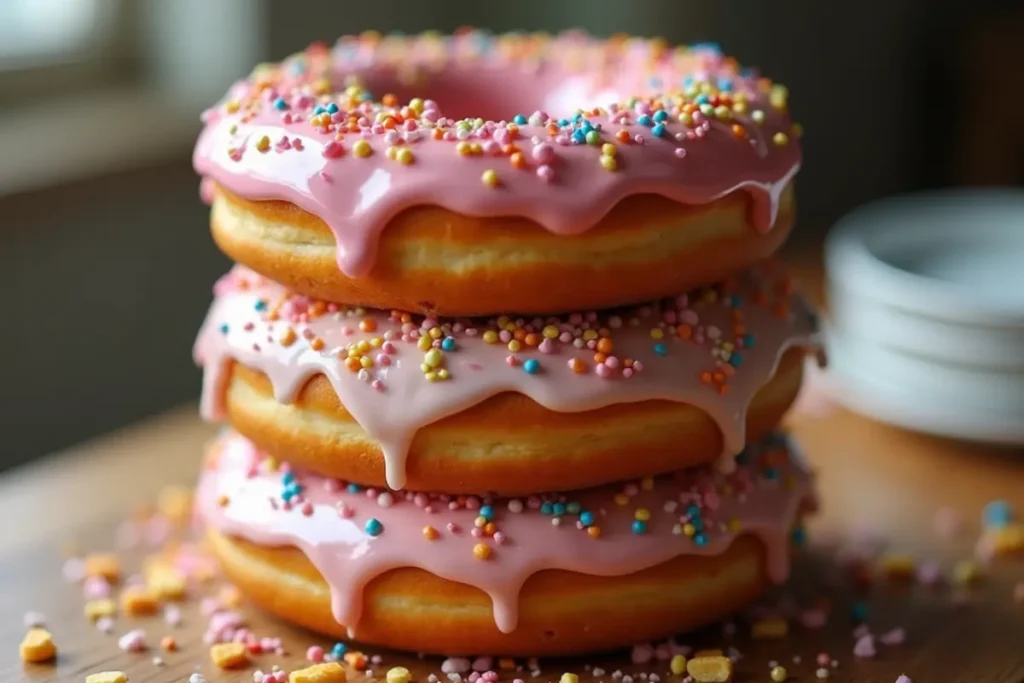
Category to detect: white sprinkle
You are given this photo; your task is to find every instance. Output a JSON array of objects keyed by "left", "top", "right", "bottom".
[
  {"left": 22, "top": 611, "right": 45, "bottom": 628},
  {"left": 190, "top": 675, "right": 209, "bottom": 683}
]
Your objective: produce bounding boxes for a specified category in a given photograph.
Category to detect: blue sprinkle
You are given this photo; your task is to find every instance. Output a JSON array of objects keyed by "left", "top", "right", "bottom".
[
  {"left": 346, "top": 483, "right": 361, "bottom": 494},
  {"left": 326, "top": 103, "right": 339, "bottom": 114},
  {"left": 763, "top": 467, "right": 780, "bottom": 480},
  {"left": 332, "top": 643, "right": 347, "bottom": 657},
  {"left": 653, "top": 110, "right": 668, "bottom": 123},
  {"left": 742, "top": 334, "right": 756, "bottom": 348},
  {"left": 553, "top": 503, "right": 567, "bottom": 516},
  {"left": 682, "top": 76, "right": 694, "bottom": 88},
  {"left": 692, "top": 519, "right": 703, "bottom": 532},
  {"left": 479, "top": 505, "right": 494, "bottom": 521},
  {"left": 281, "top": 489, "right": 294, "bottom": 502},
  {"left": 851, "top": 602, "right": 868, "bottom": 622},
  {"left": 566, "top": 502, "right": 581, "bottom": 515},
  {"left": 648, "top": 76, "right": 662, "bottom": 89},
  {"left": 572, "top": 113, "right": 583, "bottom": 123},
  {"left": 694, "top": 533, "right": 708, "bottom": 546},
  {"left": 692, "top": 42, "right": 722, "bottom": 54},
  {"left": 717, "top": 77, "right": 734, "bottom": 91},
  {"left": 513, "top": 114, "right": 528, "bottom": 125},
  {"left": 540, "top": 502, "right": 554, "bottom": 515},
  {"left": 651, "top": 123, "right": 666, "bottom": 137},
  {"left": 254, "top": 300, "right": 267, "bottom": 311},
  {"left": 729, "top": 296, "right": 743, "bottom": 308},
  {"left": 637, "top": 114, "right": 653, "bottom": 127},
  {"left": 580, "top": 511, "right": 594, "bottom": 526},
  {"left": 571, "top": 129, "right": 587, "bottom": 144},
  {"left": 632, "top": 520, "right": 648, "bottom": 535},
  {"left": 694, "top": 94, "right": 710, "bottom": 105},
  {"left": 523, "top": 359, "right": 541, "bottom": 374},
  {"left": 273, "top": 97, "right": 289, "bottom": 111},
  {"left": 282, "top": 472, "right": 296, "bottom": 485},
  {"left": 653, "top": 343, "right": 668, "bottom": 356},
  {"left": 218, "top": 324, "right": 229, "bottom": 335},
  {"left": 313, "top": 105, "right": 326, "bottom": 115},
  {"left": 983, "top": 500, "right": 1014, "bottom": 528},
  {"left": 441, "top": 337, "right": 456, "bottom": 352},
  {"left": 364, "top": 518, "right": 384, "bottom": 536},
  {"left": 729, "top": 353, "right": 743, "bottom": 367},
  {"left": 791, "top": 527, "right": 807, "bottom": 546},
  {"left": 687, "top": 504, "right": 700, "bottom": 516},
  {"left": 558, "top": 118, "right": 570, "bottom": 127}
]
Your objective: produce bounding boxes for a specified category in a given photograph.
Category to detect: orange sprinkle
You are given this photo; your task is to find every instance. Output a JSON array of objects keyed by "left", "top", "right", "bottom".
[
  {"left": 587, "top": 526, "right": 602, "bottom": 539},
  {"left": 616, "top": 129, "right": 630, "bottom": 142},
  {"left": 381, "top": 94, "right": 398, "bottom": 107},
  {"left": 432, "top": 128, "right": 444, "bottom": 140},
  {"left": 731, "top": 124, "right": 746, "bottom": 138},
  {"left": 84, "top": 554, "right": 122, "bottom": 583},
  {"left": 473, "top": 543, "right": 492, "bottom": 560},
  {"left": 217, "top": 494, "right": 230, "bottom": 507},
  {"left": 279, "top": 327, "right": 297, "bottom": 347},
  {"left": 484, "top": 522, "right": 497, "bottom": 535},
  {"left": 593, "top": 352, "right": 607, "bottom": 364},
  {"left": 700, "top": 371, "right": 713, "bottom": 384},
  {"left": 344, "top": 357, "right": 362, "bottom": 372},
  {"left": 569, "top": 358, "right": 587, "bottom": 374},
  {"left": 507, "top": 123, "right": 520, "bottom": 137},
  {"left": 359, "top": 319, "right": 377, "bottom": 333},
  {"left": 310, "top": 338, "right": 325, "bottom": 351},
  {"left": 510, "top": 152, "right": 526, "bottom": 169},
  {"left": 676, "top": 324, "right": 693, "bottom": 339},
  {"left": 596, "top": 338, "right": 614, "bottom": 354},
  {"left": 344, "top": 651, "right": 368, "bottom": 671},
  {"left": 513, "top": 328, "right": 527, "bottom": 342},
  {"left": 422, "top": 526, "right": 439, "bottom": 540},
  {"left": 161, "top": 636, "right": 177, "bottom": 652},
  {"left": 210, "top": 642, "right": 248, "bottom": 669}
]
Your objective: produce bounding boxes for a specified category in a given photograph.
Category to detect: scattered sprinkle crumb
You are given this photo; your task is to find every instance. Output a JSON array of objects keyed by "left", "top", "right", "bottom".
[
  {"left": 211, "top": 641, "right": 249, "bottom": 669},
  {"left": 19, "top": 628, "right": 57, "bottom": 663},
  {"left": 290, "top": 662, "right": 347, "bottom": 683},
  {"left": 117, "top": 629, "right": 146, "bottom": 652},
  {"left": 86, "top": 673, "right": 128, "bottom": 683}
]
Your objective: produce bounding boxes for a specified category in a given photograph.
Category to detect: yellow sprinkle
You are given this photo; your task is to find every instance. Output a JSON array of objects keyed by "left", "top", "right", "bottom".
[
  {"left": 20, "top": 628, "right": 56, "bottom": 663},
  {"left": 256, "top": 135, "right": 271, "bottom": 152},
  {"left": 614, "top": 493, "right": 629, "bottom": 506},
  {"left": 265, "top": 456, "right": 279, "bottom": 472},
  {"left": 559, "top": 674, "right": 579, "bottom": 683},
  {"left": 409, "top": 98, "right": 424, "bottom": 113},
  {"left": 684, "top": 523, "right": 696, "bottom": 536},
  {"left": 751, "top": 110, "right": 766, "bottom": 124},
  {"left": 732, "top": 101, "right": 748, "bottom": 114},
  {"left": 290, "top": 662, "right": 347, "bottom": 683},
  {"left": 456, "top": 141, "right": 473, "bottom": 155},
  {"left": 678, "top": 112, "right": 694, "bottom": 126},
  {"left": 770, "top": 665, "right": 788, "bottom": 682},
  {"left": 353, "top": 140, "right": 372, "bottom": 158},
  {"left": 714, "top": 105, "right": 731, "bottom": 119},
  {"left": 640, "top": 477, "right": 654, "bottom": 491},
  {"left": 424, "top": 370, "right": 438, "bottom": 382},
  {"left": 670, "top": 654, "right": 687, "bottom": 676},
  {"left": 87, "top": 674, "right": 129, "bottom": 683},
  {"left": 473, "top": 543, "right": 492, "bottom": 559},
  {"left": 369, "top": 336, "right": 384, "bottom": 348},
  {"left": 599, "top": 154, "right": 617, "bottom": 171},
  {"left": 772, "top": 132, "right": 789, "bottom": 146},
  {"left": 728, "top": 518, "right": 741, "bottom": 532},
  {"left": 954, "top": 560, "right": 981, "bottom": 585},
  {"left": 121, "top": 586, "right": 160, "bottom": 617},
  {"left": 429, "top": 327, "right": 443, "bottom": 339},
  {"left": 634, "top": 508, "right": 651, "bottom": 521},
  {"left": 770, "top": 84, "right": 789, "bottom": 109},
  {"left": 359, "top": 356, "right": 373, "bottom": 368},
  {"left": 385, "top": 146, "right": 398, "bottom": 160},
  {"left": 650, "top": 328, "right": 664, "bottom": 340},
  {"left": 436, "top": 368, "right": 450, "bottom": 380},
  {"left": 751, "top": 617, "right": 788, "bottom": 639},
  {"left": 583, "top": 330, "right": 599, "bottom": 341},
  {"left": 423, "top": 349, "right": 443, "bottom": 368},
  {"left": 507, "top": 340, "right": 521, "bottom": 353},
  {"left": 148, "top": 566, "right": 187, "bottom": 601},
  {"left": 225, "top": 100, "right": 240, "bottom": 113},
  {"left": 211, "top": 642, "right": 249, "bottom": 669},
  {"left": 600, "top": 143, "right": 617, "bottom": 157},
  {"left": 482, "top": 169, "right": 500, "bottom": 187},
  {"left": 85, "top": 599, "right": 117, "bottom": 621},
  {"left": 496, "top": 315, "right": 511, "bottom": 328},
  {"left": 387, "top": 667, "right": 411, "bottom": 683},
  {"left": 417, "top": 336, "right": 432, "bottom": 351},
  {"left": 686, "top": 655, "right": 732, "bottom": 683},
  {"left": 542, "top": 325, "right": 559, "bottom": 339},
  {"left": 482, "top": 330, "right": 499, "bottom": 344},
  {"left": 397, "top": 147, "right": 414, "bottom": 165}
]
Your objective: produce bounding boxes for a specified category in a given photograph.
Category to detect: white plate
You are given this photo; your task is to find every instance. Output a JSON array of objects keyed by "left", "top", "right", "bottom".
[{"left": 825, "top": 189, "right": 1024, "bottom": 444}]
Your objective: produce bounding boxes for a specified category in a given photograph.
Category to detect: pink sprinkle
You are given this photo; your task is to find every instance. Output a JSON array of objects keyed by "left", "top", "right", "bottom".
[
  {"left": 447, "top": 523, "right": 462, "bottom": 534},
  {"left": 83, "top": 576, "right": 112, "bottom": 600},
  {"left": 209, "top": 611, "right": 245, "bottom": 633},
  {"left": 493, "top": 531, "right": 507, "bottom": 545},
  {"left": 200, "top": 596, "right": 222, "bottom": 616},
  {"left": 505, "top": 355, "right": 519, "bottom": 366},
  {"left": 164, "top": 605, "right": 182, "bottom": 626},
  {"left": 895, "top": 677, "right": 912, "bottom": 683},
  {"left": 816, "top": 653, "right": 831, "bottom": 666},
  {"left": 96, "top": 616, "right": 115, "bottom": 634},
  {"left": 853, "top": 634, "right": 876, "bottom": 658},
  {"left": 879, "top": 627, "right": 906, "bottom": 646},
  {"left": 595, "top": 363, "right": 612, "bottom": 378},
  {"left": 472, "top": 656, "right": 493, "bottom": 672},
  {"left": 371, "top": 380, "right": 385, "bottom": 392},
  {"left": 118, "top": 629, "right": 147, "bottom": 652},
  {"left": 62, "top": 557, "right": 86, "bottom": 583},
  {"left": 800, "top": 609, "right": 828, "bottom": 629},
  {"left": 442, "top": 657, "right": 472, "bottom": 674},
  {"left": 631, "top": 643, "right": 654, "bottom": 664},
  {"left": 538, "top": 339, "right": 555, "bottom": 354},
  {"left": 532, "top": 142, "right": 555, "bottom": 163},
  {"left": 674, "top": 148, "right": 688, "bottom": 158},
  {"left": 307, "top": 645, "right": 325, "bottom": 662},
  {"left": 853, "top": 624, "right": 871, "bottom": 639},
  {"left": 536, "top": 164, "right": 555, "bottom": 182}
]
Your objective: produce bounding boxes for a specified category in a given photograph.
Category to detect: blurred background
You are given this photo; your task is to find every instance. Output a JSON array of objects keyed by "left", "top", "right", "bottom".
[{"left": 1, "top": 0, "right": 1022, "bottom": 469}]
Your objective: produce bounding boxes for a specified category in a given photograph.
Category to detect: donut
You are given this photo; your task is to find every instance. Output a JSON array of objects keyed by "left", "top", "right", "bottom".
[
  {"left": 195, "top": 264, "right": 819, "bottom": 493},
  {"left": 199, "top": 431, "right": 816, "bottom": 656},
  {"left": 194, "top": 31, "right": 802, "bottom": 316}
]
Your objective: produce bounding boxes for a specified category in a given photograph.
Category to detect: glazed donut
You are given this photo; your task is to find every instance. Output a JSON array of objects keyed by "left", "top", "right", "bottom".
[
  {"left": 195, "top": 264, "right": 819, "bottom": 493},
  {"left": 199, "top": 431, "right": 815, "bottom": 656},
  {"left": 194, "top": 31, "right": 802, "bottom": 316}
]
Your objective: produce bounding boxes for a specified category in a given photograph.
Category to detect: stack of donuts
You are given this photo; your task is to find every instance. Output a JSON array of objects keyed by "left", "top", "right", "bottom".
[{"left": 192, "top": 30, "right": 820, "bottom": 656}]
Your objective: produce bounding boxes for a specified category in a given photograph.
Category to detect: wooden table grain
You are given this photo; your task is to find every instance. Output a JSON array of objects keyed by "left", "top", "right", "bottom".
[{"left": 2, "top": 262, "right": 1024, "bottom": 683}]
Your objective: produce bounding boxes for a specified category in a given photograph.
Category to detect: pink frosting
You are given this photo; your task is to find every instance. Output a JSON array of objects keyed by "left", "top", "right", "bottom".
[
  {"left": 193, "top": 31, "right": 802, "bottom": 278},
  {"left": 194, "top": 265, "right": 819, "bottom": 490},
  {"left": 198, "top": 431, "right": 815, "bottom": 635}
]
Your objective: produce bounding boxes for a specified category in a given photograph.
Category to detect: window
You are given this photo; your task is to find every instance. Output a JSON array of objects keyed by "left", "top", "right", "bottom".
[{"left": 0, "top": 0, "right": 136, "bottom": 104}]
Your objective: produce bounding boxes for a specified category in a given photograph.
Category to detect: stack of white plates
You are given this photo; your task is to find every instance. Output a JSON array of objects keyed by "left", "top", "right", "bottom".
[{"left": 824, "top": 189, "right": 1024, "bottom": 444}]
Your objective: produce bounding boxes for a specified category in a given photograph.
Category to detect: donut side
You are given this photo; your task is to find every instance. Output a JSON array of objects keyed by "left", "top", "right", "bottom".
[{"left": 210, "top": 184, "right": 795, "bottom": 316}]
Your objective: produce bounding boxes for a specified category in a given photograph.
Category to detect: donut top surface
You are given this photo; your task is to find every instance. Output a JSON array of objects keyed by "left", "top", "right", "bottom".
[
  {"left": 199, "top": 431, "right": 815, "bottom": 635},
  {"left": 193, "top": 30, "right": 802, "bottom": 278},
  {"left": 194, "top": 264, "right": 819, "bottom": 490}
]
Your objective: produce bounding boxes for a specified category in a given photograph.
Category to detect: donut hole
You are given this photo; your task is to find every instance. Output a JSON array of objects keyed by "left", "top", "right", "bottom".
[{"left": 343, "top": 68, "right": 566, "bottom": 122}]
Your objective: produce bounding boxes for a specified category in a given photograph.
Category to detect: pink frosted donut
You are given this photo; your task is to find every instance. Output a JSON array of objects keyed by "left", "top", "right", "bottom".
[{"left": 194, "top": 30, "right": 802, "bottom": 315}]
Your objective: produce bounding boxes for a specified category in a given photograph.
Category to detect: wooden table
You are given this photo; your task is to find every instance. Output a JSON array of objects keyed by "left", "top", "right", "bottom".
[{"left": 2, "top": 263, "right": 1024, "bottom": 683}]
